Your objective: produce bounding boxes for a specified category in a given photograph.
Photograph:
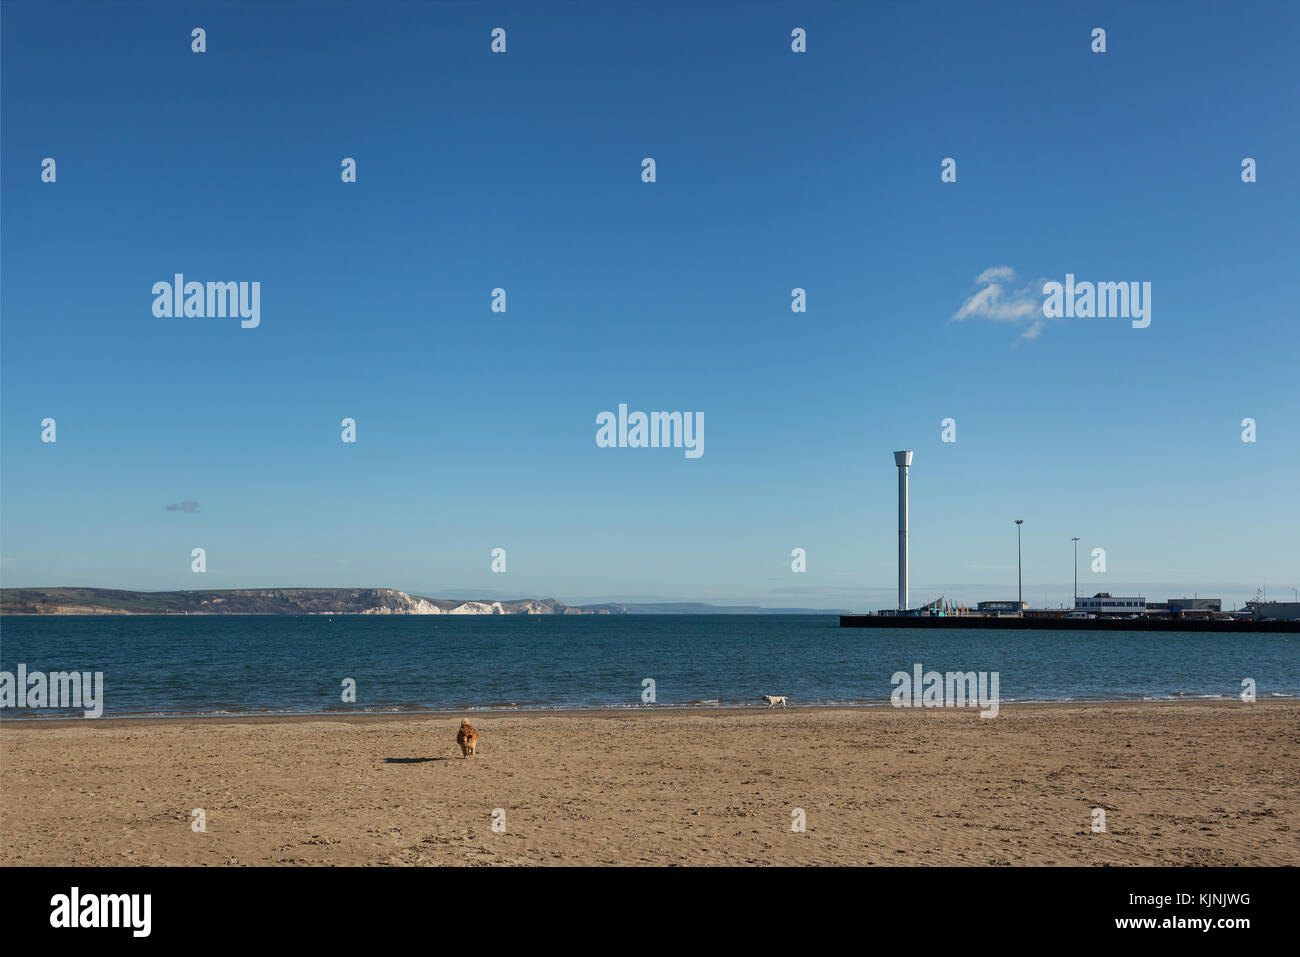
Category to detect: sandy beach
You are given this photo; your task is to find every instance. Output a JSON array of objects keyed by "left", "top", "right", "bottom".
[{"left": 2, "top": 701, "right": 1296, "bottom": 866}]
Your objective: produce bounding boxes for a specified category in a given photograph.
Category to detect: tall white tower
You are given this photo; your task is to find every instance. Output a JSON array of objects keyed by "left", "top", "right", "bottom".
[{"left": 894, "top": 451, "right": 913, "bottom": 612}]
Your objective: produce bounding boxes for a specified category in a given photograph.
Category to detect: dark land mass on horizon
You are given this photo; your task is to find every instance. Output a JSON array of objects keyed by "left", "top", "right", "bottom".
[{"left": 0, "top": 587, "right": 849, "bottom": 616}]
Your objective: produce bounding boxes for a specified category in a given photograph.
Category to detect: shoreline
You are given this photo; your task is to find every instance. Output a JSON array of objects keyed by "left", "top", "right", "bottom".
[{"left": 1, "top": 696, "right": 1286, "bottom": 730}]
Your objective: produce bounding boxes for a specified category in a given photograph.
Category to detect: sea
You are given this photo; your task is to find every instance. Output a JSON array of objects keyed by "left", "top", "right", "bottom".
[{"left": 1, "top": 614, "right": 1296, "bottom": 718}]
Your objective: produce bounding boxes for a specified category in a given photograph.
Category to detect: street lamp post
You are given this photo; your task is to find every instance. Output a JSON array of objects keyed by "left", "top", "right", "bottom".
[
  {"left": 1016, "top": 520, "right": 1024, "bottom": 614},
  {"left": 1072, "top": 537, "right": 1080, "bottom": 607}
]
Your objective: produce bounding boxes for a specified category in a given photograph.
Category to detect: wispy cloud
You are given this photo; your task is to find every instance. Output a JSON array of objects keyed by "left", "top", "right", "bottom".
[
  {"left": 952, "top": 266, "right": 1054, "bottom": 341},
  {"left": 165, "top": 500, "right": 200, "bottom": 513}
]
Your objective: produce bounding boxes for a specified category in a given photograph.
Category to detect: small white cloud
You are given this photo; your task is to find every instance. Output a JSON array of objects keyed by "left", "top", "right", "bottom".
[
  {"left": 975, "top": 265, "right": 1015, "bottom": 285},
  {"left": 952, "top": 267, "right": 1056, "bottom": 342},
  {"left": 1019, "top": 318, "right": 1047, "bottom": 340}
]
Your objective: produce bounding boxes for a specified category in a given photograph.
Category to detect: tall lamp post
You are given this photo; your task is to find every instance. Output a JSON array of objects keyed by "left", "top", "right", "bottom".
[
  {"left": 1071, "top": 537, "right": 1080, "bottom": 607},
  {"left": 1015, "top": 520, "right": 1024, "bottom": 613}
]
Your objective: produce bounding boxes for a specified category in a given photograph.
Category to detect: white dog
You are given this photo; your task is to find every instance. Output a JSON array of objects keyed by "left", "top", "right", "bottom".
[{"left": 761, "top": 695, "right": 788, "bottom": 708}]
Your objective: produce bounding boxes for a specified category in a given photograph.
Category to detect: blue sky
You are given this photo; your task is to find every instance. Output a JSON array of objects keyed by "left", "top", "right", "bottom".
[{"left": 2, "top": 1, "right": 1297, "bottom": 611}]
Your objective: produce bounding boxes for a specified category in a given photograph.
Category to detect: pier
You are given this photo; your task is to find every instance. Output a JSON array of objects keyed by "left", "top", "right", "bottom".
[{"left": 839, "top": 615, "right": 1300, "bottom": 633}]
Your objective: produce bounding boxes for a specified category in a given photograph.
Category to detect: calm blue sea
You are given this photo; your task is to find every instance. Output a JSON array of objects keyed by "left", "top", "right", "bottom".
[{"left": 1, "top": 615, "right": 1296, "bottom": 718}]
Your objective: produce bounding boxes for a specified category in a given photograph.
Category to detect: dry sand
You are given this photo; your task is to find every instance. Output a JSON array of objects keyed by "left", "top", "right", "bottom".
[{"left": 2, "top": 701, "right": 1296, "bottom": 865}]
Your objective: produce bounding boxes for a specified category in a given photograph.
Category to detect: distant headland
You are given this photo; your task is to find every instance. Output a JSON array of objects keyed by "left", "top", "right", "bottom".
[{"left": 0, "top": 587, "right": 848, "bottom": 617}]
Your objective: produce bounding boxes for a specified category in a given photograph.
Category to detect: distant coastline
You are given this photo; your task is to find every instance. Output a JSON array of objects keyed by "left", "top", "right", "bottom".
[{"left": 0, "top": 587, "right": 848, "bottom": 617}]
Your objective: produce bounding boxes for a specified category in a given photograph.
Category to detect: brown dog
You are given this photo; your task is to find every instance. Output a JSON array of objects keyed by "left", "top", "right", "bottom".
[{"left": 456, "top": 718, "right": 478, "bottom": 757}]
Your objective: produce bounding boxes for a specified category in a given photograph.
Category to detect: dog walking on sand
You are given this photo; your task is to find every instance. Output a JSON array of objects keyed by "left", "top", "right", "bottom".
[{"left": 456, "top": 718, "right": 478, "bottom": 757}]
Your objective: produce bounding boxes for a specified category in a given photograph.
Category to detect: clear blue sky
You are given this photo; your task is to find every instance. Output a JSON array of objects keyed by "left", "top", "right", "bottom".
[{"left": 3, "top": 1, "right": 1297, "bottom": 611}]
